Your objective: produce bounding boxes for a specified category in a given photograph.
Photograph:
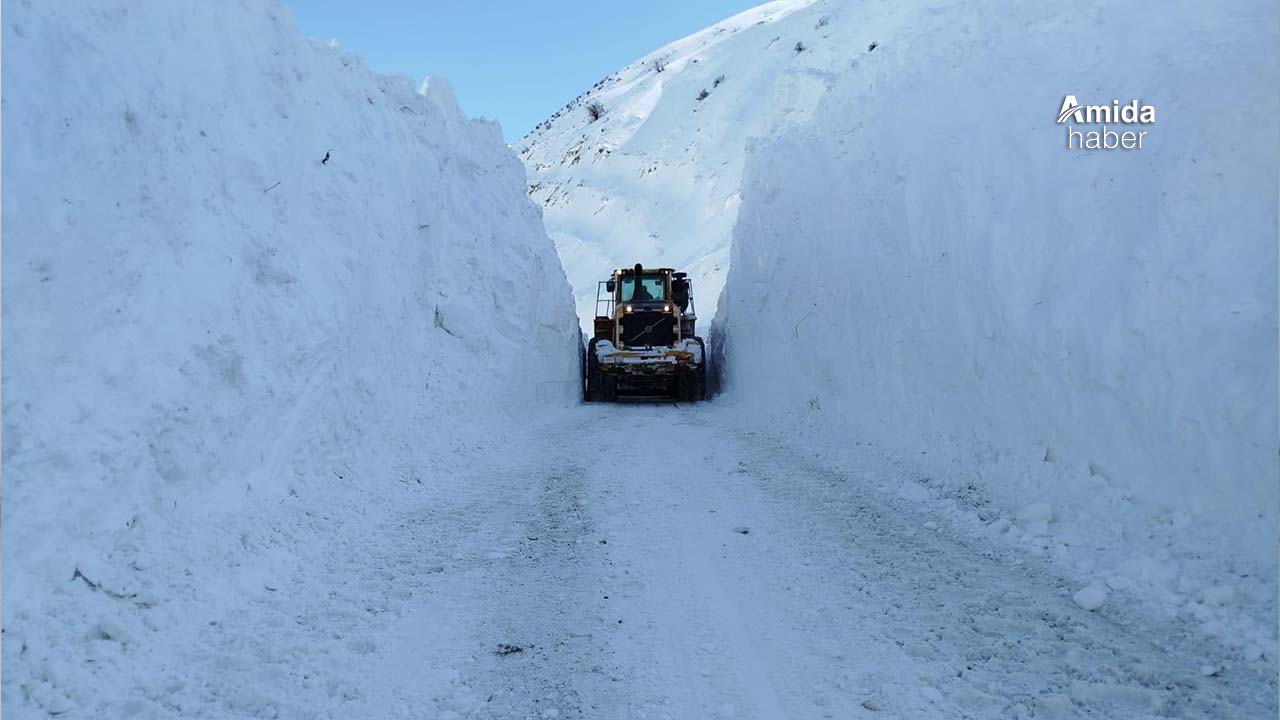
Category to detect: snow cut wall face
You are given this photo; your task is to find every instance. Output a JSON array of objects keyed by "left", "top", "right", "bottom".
[
  {"left": 2, "top": 0, "right": 578, "bottom": 712},
  {"left": 714, "top": 0, "right": 1277, "bottom": 642}
]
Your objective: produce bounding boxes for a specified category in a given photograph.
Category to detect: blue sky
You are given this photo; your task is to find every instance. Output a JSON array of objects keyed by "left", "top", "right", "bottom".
[{"left": 286, "top": 1, "right": 761, "bottom": 143}]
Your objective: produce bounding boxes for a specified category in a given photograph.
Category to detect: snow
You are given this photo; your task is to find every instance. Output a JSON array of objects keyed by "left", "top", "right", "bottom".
[
  {"left": 1073, "top": 584, "right": 1109, "bottom": 612},
  {"left": 6, "top": 0, "right": 1278, "bottom": 716},
  {"left": 517, "top": 0, "right": 838, "bottom": 331},
  {"left": 369, "top": 403, "right": 1272, "bottom": 717},
  {"left": 594, "top": 337, "right": 705, "bottom": 364},
  {"left": 2, "top": 0, "right": 578, "bottom": 715},
  {"left": 712, "top": 0, "right": 1277, "bottom": 665},
  {"left": 1200, "top": 585, "right": 1236, "bottom": 606},
  {"left": 1016, "top": 501, "right": 1054, "bottom": 526}
]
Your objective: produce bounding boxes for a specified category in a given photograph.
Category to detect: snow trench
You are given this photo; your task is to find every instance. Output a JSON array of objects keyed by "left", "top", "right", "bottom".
[{"left": 4, "top": 0, "right": 1277, "bottom": 714}]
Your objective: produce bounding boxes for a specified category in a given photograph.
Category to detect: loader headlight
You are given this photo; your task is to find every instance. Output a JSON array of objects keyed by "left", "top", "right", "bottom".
[
  {"left": 625, "top": 305, "right": 633, "bottom": 313},
  {"left": 663, "top": 304, "right": 670, "bottom": 312}
]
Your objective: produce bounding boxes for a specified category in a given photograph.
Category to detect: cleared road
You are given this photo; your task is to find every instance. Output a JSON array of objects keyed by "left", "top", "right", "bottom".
[{"left": 235, "top": 402, "right": 1275, "bottom": 719}]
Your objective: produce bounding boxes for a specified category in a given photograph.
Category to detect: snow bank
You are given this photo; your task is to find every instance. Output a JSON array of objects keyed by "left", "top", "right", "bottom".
[
  {"left": 714, "top": 0, "right": 1277, "bottom": 656},
  {"left": 2, "top": 0, "right": 578, "bottom": 714}
]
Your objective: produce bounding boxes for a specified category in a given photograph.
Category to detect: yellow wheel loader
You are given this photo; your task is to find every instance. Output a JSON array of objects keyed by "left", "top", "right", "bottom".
[{"left": 584, "top": 263, "right": 706, "bottom": 402}]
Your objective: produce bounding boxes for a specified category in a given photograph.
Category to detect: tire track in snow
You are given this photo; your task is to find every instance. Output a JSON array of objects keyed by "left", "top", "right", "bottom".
[
  {"left": 467, "top": 460, "right": 606, "bottom": 718},
  {"left": 723, "top": 424, "right": 1278, "bottom": 719},
  {"left": 391, "top": 430, "right": 622, "bottom": 719}
]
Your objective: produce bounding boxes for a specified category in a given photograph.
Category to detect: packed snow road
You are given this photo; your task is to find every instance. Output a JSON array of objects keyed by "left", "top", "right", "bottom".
[{"left": 228, "top": 403, "right": 1273, "bottom": 719}]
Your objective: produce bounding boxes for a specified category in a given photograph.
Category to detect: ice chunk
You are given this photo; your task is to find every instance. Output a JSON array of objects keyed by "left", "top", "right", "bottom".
[
  {"left": 898, "top": 482, "right": 932, "bottom": 502},
  {"left": 1073, "top": 584, "right": 1107, "bottom": 611},
  {"left": 1192, "top": 604, "right": 1214, "bottom": 623}
]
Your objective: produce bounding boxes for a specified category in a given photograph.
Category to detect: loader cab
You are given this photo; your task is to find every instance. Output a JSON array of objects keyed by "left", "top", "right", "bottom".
[{"left": 594, "top": 264, "right": 697, "bottom": 347}]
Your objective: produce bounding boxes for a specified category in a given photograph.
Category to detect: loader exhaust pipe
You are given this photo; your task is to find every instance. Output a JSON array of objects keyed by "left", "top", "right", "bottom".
[{"left": 628, "top": 264, "right": 643, "bottom": 347}]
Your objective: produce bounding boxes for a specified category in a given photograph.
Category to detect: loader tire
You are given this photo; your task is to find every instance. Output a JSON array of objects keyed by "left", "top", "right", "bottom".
[
  {"left": 591, "top": 371, "right": 617, "bottom": 402},
  {"left": 676, "top": 369, "right": 704, "bottom": 403},
  {"left": 586, "top": 343, "right": 617, "bottom": 402}
]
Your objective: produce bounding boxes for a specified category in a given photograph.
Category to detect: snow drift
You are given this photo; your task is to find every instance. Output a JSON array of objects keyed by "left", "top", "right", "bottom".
[
  {"left": 714, "top": 0, "right": 1278, "bottom": 657},
  {"left": 2, "top": 0, "right": 578, "bottom": 714}
]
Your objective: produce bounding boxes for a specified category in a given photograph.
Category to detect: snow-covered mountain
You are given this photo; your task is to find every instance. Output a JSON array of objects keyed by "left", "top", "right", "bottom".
[
  {"left": 713, "top": 0, "right": 1278, "bottom": 659},
  {"left": 518, "top": 0, "right": 868, "bottom": 329},
  {"left": 2, "top": 1, "right": 578, "bottom": 714}
]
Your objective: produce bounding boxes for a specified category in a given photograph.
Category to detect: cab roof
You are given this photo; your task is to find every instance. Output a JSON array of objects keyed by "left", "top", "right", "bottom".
[{"left": 611, "top": 267, "right": 678, "bottom": 276}]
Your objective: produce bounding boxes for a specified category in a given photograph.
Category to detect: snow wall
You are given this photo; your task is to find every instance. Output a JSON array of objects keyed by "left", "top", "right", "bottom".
[
  {"left": 2, "top": 0, "right": 579, "bottom": 713},
  {"left": 713, "top": 0, "right": 1277, "bottom": 652}
]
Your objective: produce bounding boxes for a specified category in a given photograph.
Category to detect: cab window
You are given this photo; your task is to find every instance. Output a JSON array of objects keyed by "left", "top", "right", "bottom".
[{"left": 620, "top": 275, "right": 666, "bottom": 302}]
